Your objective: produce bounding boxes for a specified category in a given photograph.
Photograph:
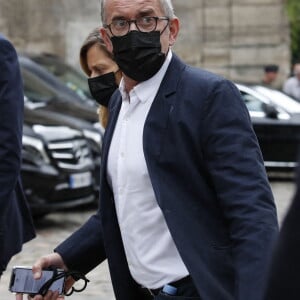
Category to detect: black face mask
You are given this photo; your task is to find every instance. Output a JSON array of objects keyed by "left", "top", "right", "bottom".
[
  {"left": 88, "top": 72, "right": 118, "bottom": 107},
  {"left": 111, "top": 31, "right": 166, "bottom": 82}
]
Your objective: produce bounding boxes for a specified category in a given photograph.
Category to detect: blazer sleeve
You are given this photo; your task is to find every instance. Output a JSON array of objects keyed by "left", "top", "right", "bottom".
[
  {"left": 264, "top": 174, "right": 300, "bottom": 300},
  {"left": 199, "top": 79, "right": 279, "bottom": 300},
  {"left": 0, "top": 37, "right": 24, "bottom": 222},
  {"left": 54, "top": 211, "right": 106, "bottom": 275}
]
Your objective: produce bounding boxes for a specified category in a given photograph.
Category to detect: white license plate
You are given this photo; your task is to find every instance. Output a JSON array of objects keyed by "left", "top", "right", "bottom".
[{"left": 69, "top": 172, "right": 92, "bottom": 189}]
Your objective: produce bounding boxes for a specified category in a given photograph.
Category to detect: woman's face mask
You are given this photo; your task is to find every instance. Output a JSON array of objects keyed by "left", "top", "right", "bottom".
[{"left": 88, "top": 71, "right": 119, "bottom": 107}]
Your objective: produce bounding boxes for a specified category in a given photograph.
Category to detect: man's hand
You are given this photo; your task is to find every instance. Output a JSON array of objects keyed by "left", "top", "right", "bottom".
[
  {"left": 16, "top": 291, "right": 63, "bottom": 300},
  {"left": 15, "top": 253, "right": 72, "bottom": 300},
  {"left": 32, "top": 253, "right": 67, "bottom": 280}
]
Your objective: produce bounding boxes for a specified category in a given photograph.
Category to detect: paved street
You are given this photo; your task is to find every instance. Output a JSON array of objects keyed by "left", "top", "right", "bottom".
[{"left": 0, "top": 180, "right": 296, "bottom": 300}]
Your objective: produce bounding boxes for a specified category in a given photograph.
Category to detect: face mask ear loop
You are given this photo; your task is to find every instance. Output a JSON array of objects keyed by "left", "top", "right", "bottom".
[{"left": 160, "top": 19, "right": 170, "bottom": 36}]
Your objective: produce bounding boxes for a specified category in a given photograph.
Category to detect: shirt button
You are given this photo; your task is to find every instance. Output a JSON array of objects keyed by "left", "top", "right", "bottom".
[{"left": 120, "top": 152, "right": 124, "bottom": 158}]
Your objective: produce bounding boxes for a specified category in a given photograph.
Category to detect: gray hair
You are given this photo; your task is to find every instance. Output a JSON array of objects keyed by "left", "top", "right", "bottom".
[{"left": 100, "top": 0, "right": 175, "bottom": 24}]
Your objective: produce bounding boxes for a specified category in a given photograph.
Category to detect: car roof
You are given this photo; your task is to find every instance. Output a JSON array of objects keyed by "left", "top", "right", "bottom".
[
  {"left": 18, "top": 54, "right": 84, "bottom": 101},
  {"left": 236, "top": 83, "right": 300, "bottom": 114}
]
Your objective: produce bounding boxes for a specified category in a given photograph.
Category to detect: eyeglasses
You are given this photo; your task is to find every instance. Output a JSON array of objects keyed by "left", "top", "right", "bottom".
[{"left": 104, "top": 16, "right": 169, "bottom": 37}]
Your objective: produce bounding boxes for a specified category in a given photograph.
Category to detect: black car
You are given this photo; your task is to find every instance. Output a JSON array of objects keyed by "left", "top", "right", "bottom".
[
  {"left": 19, "top": 55, "right": 98, "bottom": 123},
  {"left": 24, "top": 96, "right": 102, "bottom": 198},
  {"left": 22, "top": 123, "right": 95, "bottom": 217},
  {"left": 236, "top": 83, "right": 300, "bottom": 176},
  {"left": 26, "top": 52, "right": 93, "bottom": 103},
  {"left": 19, "top": 56, "right": 103, "bottom": 197}
]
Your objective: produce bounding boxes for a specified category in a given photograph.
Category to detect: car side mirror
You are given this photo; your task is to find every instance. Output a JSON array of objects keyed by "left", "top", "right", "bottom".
[{"left": 261, "top": 102, "right": 278, "bottom": 119}]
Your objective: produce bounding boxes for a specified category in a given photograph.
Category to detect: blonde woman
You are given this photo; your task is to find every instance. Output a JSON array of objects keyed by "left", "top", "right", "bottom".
[{"left": 80, "top": 27, "right": 122, "bottom": 128}]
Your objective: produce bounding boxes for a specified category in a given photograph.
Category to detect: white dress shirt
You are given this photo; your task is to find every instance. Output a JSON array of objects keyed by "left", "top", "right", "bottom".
[{"left": 107, "top": 51, "right": 188, "bottom": 289}]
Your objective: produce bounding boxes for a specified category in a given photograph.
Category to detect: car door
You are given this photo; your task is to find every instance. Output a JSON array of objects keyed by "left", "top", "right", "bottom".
[{"left": 238, "top": 84, "right": 299, "bottom": 171}]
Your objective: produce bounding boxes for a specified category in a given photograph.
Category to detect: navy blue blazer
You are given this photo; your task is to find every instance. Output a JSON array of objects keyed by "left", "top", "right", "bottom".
[
  {"left": 56, "top": 54, "right": 278, "bottom": 300},
  {"left": 264, "top": 163, "right": 300, "bottom": 300},
  {"left": 0, "top": 35, "right": 35, "bottom": 275}
]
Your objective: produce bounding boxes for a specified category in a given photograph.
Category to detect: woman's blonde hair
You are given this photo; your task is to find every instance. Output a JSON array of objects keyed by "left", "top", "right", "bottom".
[
  {"left": 79, "top": 27, "right": 113, "bottom": 77},
  {"left": 79, "top": 27, "right": 113, "bottom": 128}
]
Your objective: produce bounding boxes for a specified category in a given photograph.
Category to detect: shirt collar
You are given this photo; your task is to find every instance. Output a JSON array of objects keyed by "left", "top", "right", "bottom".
[{"left": 119, "top": 50, "right": 173, "bottom": 103}]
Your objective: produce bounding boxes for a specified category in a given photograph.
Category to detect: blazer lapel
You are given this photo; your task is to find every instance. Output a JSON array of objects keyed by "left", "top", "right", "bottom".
[
  {"left": 100, "top": 55, "right": 186, "bottom": 200},
  {"left": 143, "top": 54, "right": 186, "bottom": 159}
]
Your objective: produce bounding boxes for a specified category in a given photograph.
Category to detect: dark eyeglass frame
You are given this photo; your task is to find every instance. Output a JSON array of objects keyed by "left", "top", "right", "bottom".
[{"left": 104, "top": 16, "right": 170, "bottom": 37}]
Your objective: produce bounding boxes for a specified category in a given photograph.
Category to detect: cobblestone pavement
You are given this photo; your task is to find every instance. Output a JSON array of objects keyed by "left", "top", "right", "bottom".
[{"left": 0, "top": 180, "right": 296, "bottom": 300}]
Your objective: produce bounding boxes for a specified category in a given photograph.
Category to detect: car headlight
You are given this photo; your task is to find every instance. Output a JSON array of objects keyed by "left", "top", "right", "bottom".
[
  {"left": 83, "top": 129, "right": 102, "bottom": 152},
  {"left": 93, "top": 122, "right": 105, "bottom": 137},
  {"left": 22, "top": 135, "right": 50, "bottom": 164}
]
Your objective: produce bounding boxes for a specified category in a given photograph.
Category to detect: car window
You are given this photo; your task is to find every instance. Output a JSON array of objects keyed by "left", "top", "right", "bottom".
[
  {"left": 253, "top": 85, "right": 300, "bottom": 114},
  {"left": 240, "top": 91, "right": 264, "bottom": 112},
  {"left": 34, "top": 57, "right": 91, "bottom": 100},
  {"left": 21, "top": 68, "right": 56, "bottom": 102}
]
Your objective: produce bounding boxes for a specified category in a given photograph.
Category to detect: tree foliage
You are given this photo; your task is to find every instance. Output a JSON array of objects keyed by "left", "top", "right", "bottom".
[{"left": 286, "top": 0, "right": 300, "bottom": 63}]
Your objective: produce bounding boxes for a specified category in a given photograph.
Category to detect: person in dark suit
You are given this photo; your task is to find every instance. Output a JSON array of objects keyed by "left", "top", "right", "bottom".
[
  {"left": 24, "top": 1, "right": 278, "bottom": 300},
  {"left": 264, "top": 166, "right": 300, "bottom": 300},
  {"left": 0, "top": 34, "right": 35, "bottom": 277}
]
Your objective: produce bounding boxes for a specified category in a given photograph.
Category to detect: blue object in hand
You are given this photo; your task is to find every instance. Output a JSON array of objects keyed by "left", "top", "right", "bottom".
[{"left": 162, "top": 284, "right": 177, "bottom": 295}]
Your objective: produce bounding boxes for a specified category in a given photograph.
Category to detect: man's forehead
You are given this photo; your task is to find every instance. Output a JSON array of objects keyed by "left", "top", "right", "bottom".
[
  {"left": 105, "top": 0, "right": 159, "bottom": 5},
  {"left": 104, "top": 0, "right": 162, "bottom": 16}
]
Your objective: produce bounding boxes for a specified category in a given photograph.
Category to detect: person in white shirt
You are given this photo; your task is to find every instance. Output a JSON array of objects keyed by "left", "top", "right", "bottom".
[{"left": 18, "top": 1, "right": 278, "bottom": 300}]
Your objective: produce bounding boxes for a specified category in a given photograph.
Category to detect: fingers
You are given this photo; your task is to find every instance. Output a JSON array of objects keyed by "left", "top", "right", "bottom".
[
  {"left": 19, "top": 253, "right": 68, "bottom": 300},
  {"left": 29, "top": 291, "right": 61, "bottom": 300},
  {"left": 32, "top": 253, "right": 67, "bottom": 279},
  {"left": 16, "top": 293, "right": 23, "bottom": 300},
  {"left": 45, "top": 291, "right": 61, "bottom": 300},
  {"left": 32, "top": 256, "right": 49, "bottom": 279},
  {"left": 63, "top": 277, "right": 75, "bottom": 293}
]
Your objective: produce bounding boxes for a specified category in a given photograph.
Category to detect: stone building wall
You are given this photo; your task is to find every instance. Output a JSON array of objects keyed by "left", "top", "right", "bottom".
[{"left": 0, "top": 0, "right": 290, "bottom": 85}]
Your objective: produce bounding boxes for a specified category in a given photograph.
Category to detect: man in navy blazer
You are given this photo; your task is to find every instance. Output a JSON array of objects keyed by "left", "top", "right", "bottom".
[
  {"left": 264, "top": 162, "right": 300, "bottom": 300},
  {"left": 27, "top": 1, "right": 278, "bottom": 300},
  {"left": 0, "top": 34, "right": 35, "bottom": 277}
]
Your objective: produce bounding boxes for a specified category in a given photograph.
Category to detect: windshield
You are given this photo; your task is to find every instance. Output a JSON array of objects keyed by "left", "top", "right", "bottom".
[
  {"left": 32, "top": 56, "right": 92, "bottom": 100},
  {"left": 252, "top": 85, "right": 300, "bottom": 114},
  {"left": 21, "top": 68, "right": 56, "bottom": 102}
]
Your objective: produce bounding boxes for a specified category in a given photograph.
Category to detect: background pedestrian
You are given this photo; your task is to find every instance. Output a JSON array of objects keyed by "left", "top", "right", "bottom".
[
  {"left": 262, "top": 64, "right": 279, "bottom": 87},
  {"left": 264, "top": 160, "right": 300, "bottom": 299},
  {"left": 283, "top": 62, "right": 300, "bottom": 100}
]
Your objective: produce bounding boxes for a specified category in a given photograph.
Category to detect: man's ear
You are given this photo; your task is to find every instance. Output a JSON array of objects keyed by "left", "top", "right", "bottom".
[
  {"left": 169, "top": 17, "right": 180, "bottom": 46},
  {"left": 100, "top": 27, "right": 113, "bottom": 53}
]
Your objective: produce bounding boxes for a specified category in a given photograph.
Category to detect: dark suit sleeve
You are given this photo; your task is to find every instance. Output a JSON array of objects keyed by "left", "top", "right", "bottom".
[
  {"left": 54, "top": 211, "right": 106, "bottom": 275},
  {"left": 0, "top": 38, "right": 24, "bottom": 236},
  {"left": 199, "top": 80, "right": 278, "bottom": 300},
  {"left": 264, "top": 181, "right": 300, "bottom": 300}
]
